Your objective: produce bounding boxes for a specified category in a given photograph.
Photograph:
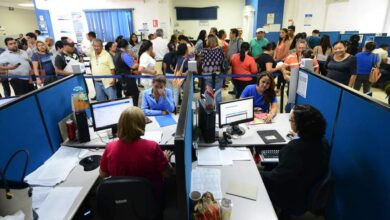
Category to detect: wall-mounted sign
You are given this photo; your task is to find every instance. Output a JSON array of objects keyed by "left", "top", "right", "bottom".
[
  {"left": 153, "top": 19, "right": 158, "bottom": 28},
  {"left": 304, "top": 14, "right": 313, "bottom": 26},
  {"left": 267, "top": 13, "right": 274, "bottom": 25}
]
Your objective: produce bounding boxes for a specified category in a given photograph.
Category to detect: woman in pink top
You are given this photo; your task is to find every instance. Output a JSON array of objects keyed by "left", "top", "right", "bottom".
[
  {"left": 273, "top": 28, "right": 291, "bottom": 94},
  {"left": 230, "top": 42, "right": 258, "bottom": 98}
]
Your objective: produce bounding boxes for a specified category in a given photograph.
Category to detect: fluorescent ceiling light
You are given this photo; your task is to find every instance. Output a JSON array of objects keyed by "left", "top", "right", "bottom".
[{"left": 18, "top": 3, "right": 34, "bottom": 7}]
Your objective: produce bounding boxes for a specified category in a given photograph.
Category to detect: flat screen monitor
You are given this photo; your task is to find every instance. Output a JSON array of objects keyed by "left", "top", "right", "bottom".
[
  {"left": 90, "top": 98, "right": 133, "bottom": 131},
  {"left": 218, "top": 97, "right": 254, "bottom": 128}
]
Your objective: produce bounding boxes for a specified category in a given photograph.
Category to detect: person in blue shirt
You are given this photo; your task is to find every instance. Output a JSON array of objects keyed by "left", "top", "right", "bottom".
[
  {"left": 241, "top": 72, "right": 278, "bottom": 123},
  {"left": 141, "top": 75, "right": 175, "bottom": 116},
  {"left": 307, "top": 29, "right": 321, "bottom": 49},
  {"left": 354, "top": 42, "right": 380, "bottom": 93}
]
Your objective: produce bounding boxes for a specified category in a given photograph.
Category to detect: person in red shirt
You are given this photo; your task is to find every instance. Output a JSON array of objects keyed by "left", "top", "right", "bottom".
[
  {"left": 230, "top": 42, "right": 258, "bottom": 98},
  {"left": 99, "top": 106, "right": 172, "bottom": 195}
]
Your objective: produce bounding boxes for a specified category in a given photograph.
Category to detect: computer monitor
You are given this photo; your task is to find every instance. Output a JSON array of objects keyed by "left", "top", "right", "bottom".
[
  {"left": 90, "top": 98, "right": 133, "bottom": 132},
  {"left": 218, "top": 97, "right": 254, "bottom": 136}
]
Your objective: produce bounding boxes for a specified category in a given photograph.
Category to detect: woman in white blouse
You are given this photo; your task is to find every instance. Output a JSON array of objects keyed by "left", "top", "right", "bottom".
[{"left": 138, "top": 40, "right": 157, "bottom": 89}]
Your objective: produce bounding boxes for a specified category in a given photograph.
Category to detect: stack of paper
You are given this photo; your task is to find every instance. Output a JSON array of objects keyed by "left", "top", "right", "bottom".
[
  {"left": 191, "top": 168, "right": 222, "bottom": 199},
  {"left": 197, "top": 147, "right": 233, "bottom": 166},
  {"left": 141, "top": 130, "right": 162, "bottom": 143},
  {"left": 229, "top": 148, "right": 252, "bottom": 161},
  {"left": 25, "top": 147, "right": 88, "bottom": 186}
]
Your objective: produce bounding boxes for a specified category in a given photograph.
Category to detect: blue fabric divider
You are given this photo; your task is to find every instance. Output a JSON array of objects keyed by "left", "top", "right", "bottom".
[
  {"left": 320, "top": 32, "right": 340, "bottom": 45},
  {"left": 295, "top": 70, "right": 342, "bottom": 142},
  {"left": 327, "top": 91, "right": 390, "bottom": 220},
  {"left": 339, "top": 33, "right": 355, "bottom": 41},
  {"left": 374, "top": 36, "right": 390, "bottom": 54},
  {"left": 344, "top": 31, "right": 359, "bottom": 34},
  {"left": 267, "top": 32, "right": 280, "bottom": 44},
  {"left": 36, "top": 74, "right": 88, "bottom": 150},
  {"left": 361, "top": 33, "right": 376, "bottom": 47},
  {"left": 0, "top": 96, "right": 53, "bottom": 181}
]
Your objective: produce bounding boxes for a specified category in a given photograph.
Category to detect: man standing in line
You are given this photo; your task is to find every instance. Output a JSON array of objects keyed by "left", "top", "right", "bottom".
[
  {"left": 151, "top": 28, "right": 169, "bottom": 61},
  {"left": 25, "top": 32, "right": 37, "bottom": 58},
  {"left": 249, "top": 28, "right": 269, "bottom": 59},
  {"left": 82, "top": 31, "right": 96, "bottom": 56}
]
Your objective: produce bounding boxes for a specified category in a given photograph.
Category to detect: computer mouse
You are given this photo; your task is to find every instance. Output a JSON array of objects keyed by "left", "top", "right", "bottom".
[{"left": 79, "top": 155, "right": 101, "bottom": 171}]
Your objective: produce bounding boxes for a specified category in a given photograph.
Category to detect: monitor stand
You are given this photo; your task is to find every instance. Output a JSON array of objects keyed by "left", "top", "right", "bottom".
[
  {"left": 109, "top": 125, "right": 118, "bottom": 139},
  {"left": 226, "top": 124, "right": 245, "bottom": 136}
]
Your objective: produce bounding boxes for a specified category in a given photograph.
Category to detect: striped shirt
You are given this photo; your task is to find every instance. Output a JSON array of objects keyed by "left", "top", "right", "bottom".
[{"left": 283, "top": 53, "right": 319, "bottom": 72}]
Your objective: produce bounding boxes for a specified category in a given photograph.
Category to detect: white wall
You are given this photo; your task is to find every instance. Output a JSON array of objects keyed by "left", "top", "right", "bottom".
[
  {"left": 0, "top": 7, "right": 38, "bottom": 47},
  {"left": 171, "top": 0, "right": 245, "bottom": 39},
  {"left": 35, "top": 0, "right": 173, "bottom": 41},
  {"left": 283, "top": 0, "right": 390, "bottom": 33}
]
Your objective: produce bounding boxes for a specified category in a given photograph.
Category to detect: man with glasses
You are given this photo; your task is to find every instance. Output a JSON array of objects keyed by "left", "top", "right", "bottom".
[{"left": 54, "top": 38, "right": 82, "bottom": 76}]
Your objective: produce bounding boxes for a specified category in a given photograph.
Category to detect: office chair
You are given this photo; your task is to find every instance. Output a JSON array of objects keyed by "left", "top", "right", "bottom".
[
  {"left": 307, "top": 169, "right": 333, "bottom": 215},
  {"left": 96, "top": 176, "right": 160, "bottom": 220}
]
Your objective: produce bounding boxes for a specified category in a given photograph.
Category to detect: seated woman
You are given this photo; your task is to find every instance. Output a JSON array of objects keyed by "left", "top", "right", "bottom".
[
  {"left": 240, "top": 72, "right": 278, "bottom": 123},
  {"left": 261, "top": 105, "right": 330, "bottom": 215},
  {"left": 99, "top": 106, "right": 172, "bottom": 195},
  {"left": 141, "top": 75, "right": 175, "bottom": 116}
]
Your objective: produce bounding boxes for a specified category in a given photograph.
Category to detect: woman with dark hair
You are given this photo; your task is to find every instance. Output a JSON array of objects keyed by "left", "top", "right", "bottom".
[
  {"left": 138, "top": 40, "right": 157, "bottom": 89},
  {"left": 261, "top": 104, "right": 330, "bottom": 215},
  {"left": 289, "top": 33, "right": 306, "bottom": 51},
  {"left": 241, "top": 72, "right": 277, "bottom": 123},
  {"left": 274, "top": 28, "right": 291, "bottom": 61},
  {"left": 347, "top": 34, "right": 361, "bottom": 55},
  {"left": 169, "top": 34, "right": 177, "bottom": 46},
  {"left": 354, "top": 42, "right": 380, "bottom": 93},
  {"left": 230, "top": 42, "right": 258, "bottom": 98},
  {"left": 326, "top": 41, "right": 357, "bottom": 86},
  {"left": 256, "top": 42, "right": 282, "bottom": 74},
  {"left": 129, "top": 33, "right": 141, "bottom": 59},
  {"left": 313, "top": 35, "right": 332, "bottom": 76},
  {"left": 218, "top": 29, "right": 229, "bottom": 55},
  {"left": 115, "top": 39, "right": 140, "bottom": 104},
  {"left": 194, "top": 30, "right": 207, "bottom": 55},
  {"left": 115, "top": 35, "right": 124, "bottom": 44},
  {"left": 105, "top": 41, "right": 117, "bottom": 58}
]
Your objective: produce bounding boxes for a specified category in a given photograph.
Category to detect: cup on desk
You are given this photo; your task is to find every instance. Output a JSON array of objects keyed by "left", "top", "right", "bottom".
[{"left": 189, "top": 191, "right": 202, "bottom": 213}]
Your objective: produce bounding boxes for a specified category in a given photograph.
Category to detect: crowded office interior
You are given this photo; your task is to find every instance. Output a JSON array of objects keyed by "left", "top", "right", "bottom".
[{"left": 0, "top": 0, "right": 390, "bottom": 219}]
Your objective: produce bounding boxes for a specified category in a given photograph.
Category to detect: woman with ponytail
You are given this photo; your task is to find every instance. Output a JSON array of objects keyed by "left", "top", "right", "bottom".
[{"left": 230, "top": 42, "right": 258, "bottom": 98}]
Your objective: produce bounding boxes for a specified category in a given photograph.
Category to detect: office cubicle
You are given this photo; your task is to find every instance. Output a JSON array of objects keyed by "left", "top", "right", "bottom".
[
  {"left": 175, "top": 72, "right": 194, "bottom": 220},
  {"left": 320, "top": 31, "right": 340, "bottom": 45},
  {"left": 266, "top": 32, "right": 280, "bottom": 44},
  {"left": 295, "top": 69, "right": 390, "bottom": 220},
  {"left": 0, "top": 74, "right": 88, "bottom": 180}
]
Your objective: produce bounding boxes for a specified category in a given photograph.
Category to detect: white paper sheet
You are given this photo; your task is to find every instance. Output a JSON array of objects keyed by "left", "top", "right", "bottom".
[
  {"left": 32, "top": 187, "right": 53, "bottom": 209},
  {"left": 197, "top": 147, "right": 222, "bottom": 166},
  {"left": 141, "top": 130, "right": 162, "bottom": 143},
  {"left": 297, "top": 71, "right": 308, "bottom": 98},
  {"left": 220, "top": 149, "right": 233, "bottom": 165},
  {"left": 229, "top": 148, "right": 252, "bottom": 161},
  {"left": 191, "top": 168, "right": 222, "bottom": 200},
  {"left": 36, "top": 187, "right": 82, "bottom": 220},
  {"left": 25, "top": 147, "right": 86, "bottom": 186}
]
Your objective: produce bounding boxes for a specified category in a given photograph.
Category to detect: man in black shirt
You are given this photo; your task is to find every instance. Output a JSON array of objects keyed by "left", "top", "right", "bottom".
[{"left": 54, "top": 38, "right": 81, "bottom": 76}]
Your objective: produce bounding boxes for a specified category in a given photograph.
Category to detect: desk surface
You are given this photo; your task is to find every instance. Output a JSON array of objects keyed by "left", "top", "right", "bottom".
[
  {"left": 62, "top": 115, "right": 178, "bottom": 148},
  {"left": 199, "top": 113, "right": 291, "bottom": 147},
  {"left": 193, "top": 149, "right": 278, "bottom": 220}
]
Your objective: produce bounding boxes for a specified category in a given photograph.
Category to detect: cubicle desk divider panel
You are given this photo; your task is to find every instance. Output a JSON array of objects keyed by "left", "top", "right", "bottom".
[
  {"left": 266, "top": 32, "right": 280, "bottom": 44},
  {"left": 327, "top": 91, "right": 390, "bottom": 220},
  {"left": 374, "top": 36, "right": 390, "bottom": 54},
  {"left": 296, "top": 70, "right": 343, "bottom": 142},
  {"left": 320, "top": 31, "right": 340, "bottom": 45},
  {"left": 0, "top": 96, "right": 53, "bottom": 180},
  {"left": 36, "top": 74, "right": 88, "bottom": 150},
  {"left": 175, "top": 73, "right": 194, "bottom": 220}
]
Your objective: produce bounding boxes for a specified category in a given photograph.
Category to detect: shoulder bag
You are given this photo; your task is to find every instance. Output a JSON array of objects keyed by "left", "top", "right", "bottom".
[
  {"left": 0, "top": 149, "right": 33, "bottom": 220},
  {"left": 369, "top": 54, "right": 381, "bottom": 83}
]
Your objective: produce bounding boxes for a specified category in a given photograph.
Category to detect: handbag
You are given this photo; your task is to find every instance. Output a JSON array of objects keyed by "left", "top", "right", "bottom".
[
  {"left": 369, "top": 54, "right": 381, "bottom": 83},
  {"left": 173, "top": 58, "right": 187, "bottom": 88},
  {"left": 0, "top": 149, "right": 33, "bottom": 220}
]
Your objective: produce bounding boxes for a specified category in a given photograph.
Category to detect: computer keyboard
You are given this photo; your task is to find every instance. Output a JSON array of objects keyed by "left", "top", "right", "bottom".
[{"left": 260, "top": 149, "right": 280, "bottom": 163}]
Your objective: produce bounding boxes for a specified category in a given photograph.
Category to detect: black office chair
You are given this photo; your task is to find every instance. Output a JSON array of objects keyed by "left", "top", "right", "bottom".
[
  {"left": 96, "top": 176, "right": 160, "bottom": 220},
  {"left": 307, "top": 169, "right": 333, "bottom": 215}
]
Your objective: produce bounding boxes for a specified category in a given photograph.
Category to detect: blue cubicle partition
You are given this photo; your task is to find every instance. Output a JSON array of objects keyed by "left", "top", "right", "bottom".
[
  {"left": 175, "top": 73, "right": 194, "bottom": 220},
  {"left": 374, "top": 36, "right": 390, "bottom": 54},
  {"left": 296, "top": 70, "right": 342, "bottom": 143},
  {"left": 344, "top": 31, "right": 359, "bottom": 34},
  {"left": 267, "top": 32, "right": 280, "bottom": 44},
  {"left": 339, "top": 33, "right": 354, "bottom": 41},
  {"left": 361, "top": 33, "right": 376, "bottom": 47},
  {"left": 320, "top": 31, "right": 340, "bottom": 45},
  {"left": 0, "top": 96, "right": 53, "bottom": 181},
  {"left": 36, "top": 74, "right": 88, "bottom": 150},
  {"left": 327, "top": 91, "right": 390, "bottom": 220}
]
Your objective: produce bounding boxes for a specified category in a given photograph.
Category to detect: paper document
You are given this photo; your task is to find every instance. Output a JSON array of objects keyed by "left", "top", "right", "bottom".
[
  {"left": 220, "top": 149, "right": 233, "bottom": 165},
  {"left": 228, "top": 148, "right": 251, "bottom": 161},
  {"left": 155, "top": 114, "right": 176, "bottom": 127},
  {"left": 197, "top": 147, "right": 222, "bottom": 165},
  {"left": 25, "top": 147, "right": 87, "bottom": 186},
  {"left": 32, "top": 187, "right": 53, "bottom": 209},
  {"left": 141, "top": 130, "right": 162, "bottom": 143},
  {"left": 36, "top": 187, "right": 82, "bottom": 220},
  {"left": 191, "top": 168, "right": 222, "bottom": 199},
  {"left": 297, "top": 71, "right": 308, "bottom": 98},
  {"left": 226, "top": 181, "right": 258, "bottom": 200}
]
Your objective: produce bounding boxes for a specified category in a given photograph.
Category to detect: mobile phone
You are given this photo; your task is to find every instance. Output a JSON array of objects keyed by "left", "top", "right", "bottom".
[{"left": 16, "top": 63, "right": 21, "bottom": 67}]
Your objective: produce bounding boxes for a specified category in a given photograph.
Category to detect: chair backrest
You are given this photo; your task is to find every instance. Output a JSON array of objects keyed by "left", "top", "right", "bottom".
[
  {"left": 96, "top": 176, "right": 159, "bottom": 220},
  {"left": 307, "top": 169, "right": 333, "bottom": 215}
]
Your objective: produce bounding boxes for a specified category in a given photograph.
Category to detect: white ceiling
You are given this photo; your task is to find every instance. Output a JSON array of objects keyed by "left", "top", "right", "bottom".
[{"left": 0, "top": 0, "right": 34, "bottom": 10}]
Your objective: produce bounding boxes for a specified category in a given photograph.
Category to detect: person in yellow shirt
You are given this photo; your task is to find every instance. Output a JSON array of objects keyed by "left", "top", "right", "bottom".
[{"left": 90, "top": 39, "right": 116, "bottom": 101}]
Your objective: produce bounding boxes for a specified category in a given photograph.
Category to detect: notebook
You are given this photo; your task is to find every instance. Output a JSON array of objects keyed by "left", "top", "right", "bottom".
[
  {"left": 226, "top": 181, "right": 258, "bottom": 201},
  {"left": 257, "top": 130, "right": 285, "bottom": 144}
]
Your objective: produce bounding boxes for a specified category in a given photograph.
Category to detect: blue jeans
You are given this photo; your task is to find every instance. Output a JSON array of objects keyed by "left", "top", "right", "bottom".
[
  {"left": 204, "top": 73, "right": 224, "bottom": 106},
  {"left": 94, "top": 81, "right": 117, "bottom": 102},
  {"left": 166, "top": 73, "right": 180, "bottom": 106}
]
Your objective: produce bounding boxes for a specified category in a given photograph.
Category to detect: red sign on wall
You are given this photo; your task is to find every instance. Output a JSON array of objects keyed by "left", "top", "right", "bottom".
[{"left": 153, "top": 19, "right": 158, "bottom": 28}]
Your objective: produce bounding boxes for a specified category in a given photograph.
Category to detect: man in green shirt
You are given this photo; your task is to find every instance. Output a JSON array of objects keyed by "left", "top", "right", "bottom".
[{"left": 249, "top": 28, "right": 269, "bottom": 59}]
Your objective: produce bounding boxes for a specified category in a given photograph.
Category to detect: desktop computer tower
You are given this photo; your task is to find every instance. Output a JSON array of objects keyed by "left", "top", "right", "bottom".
[
  {"left": 198, "top": 99, "right": 216, "bottom": 143},
  {"left": 74, "top": 110, "right": 90, "bottom": 143}
]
